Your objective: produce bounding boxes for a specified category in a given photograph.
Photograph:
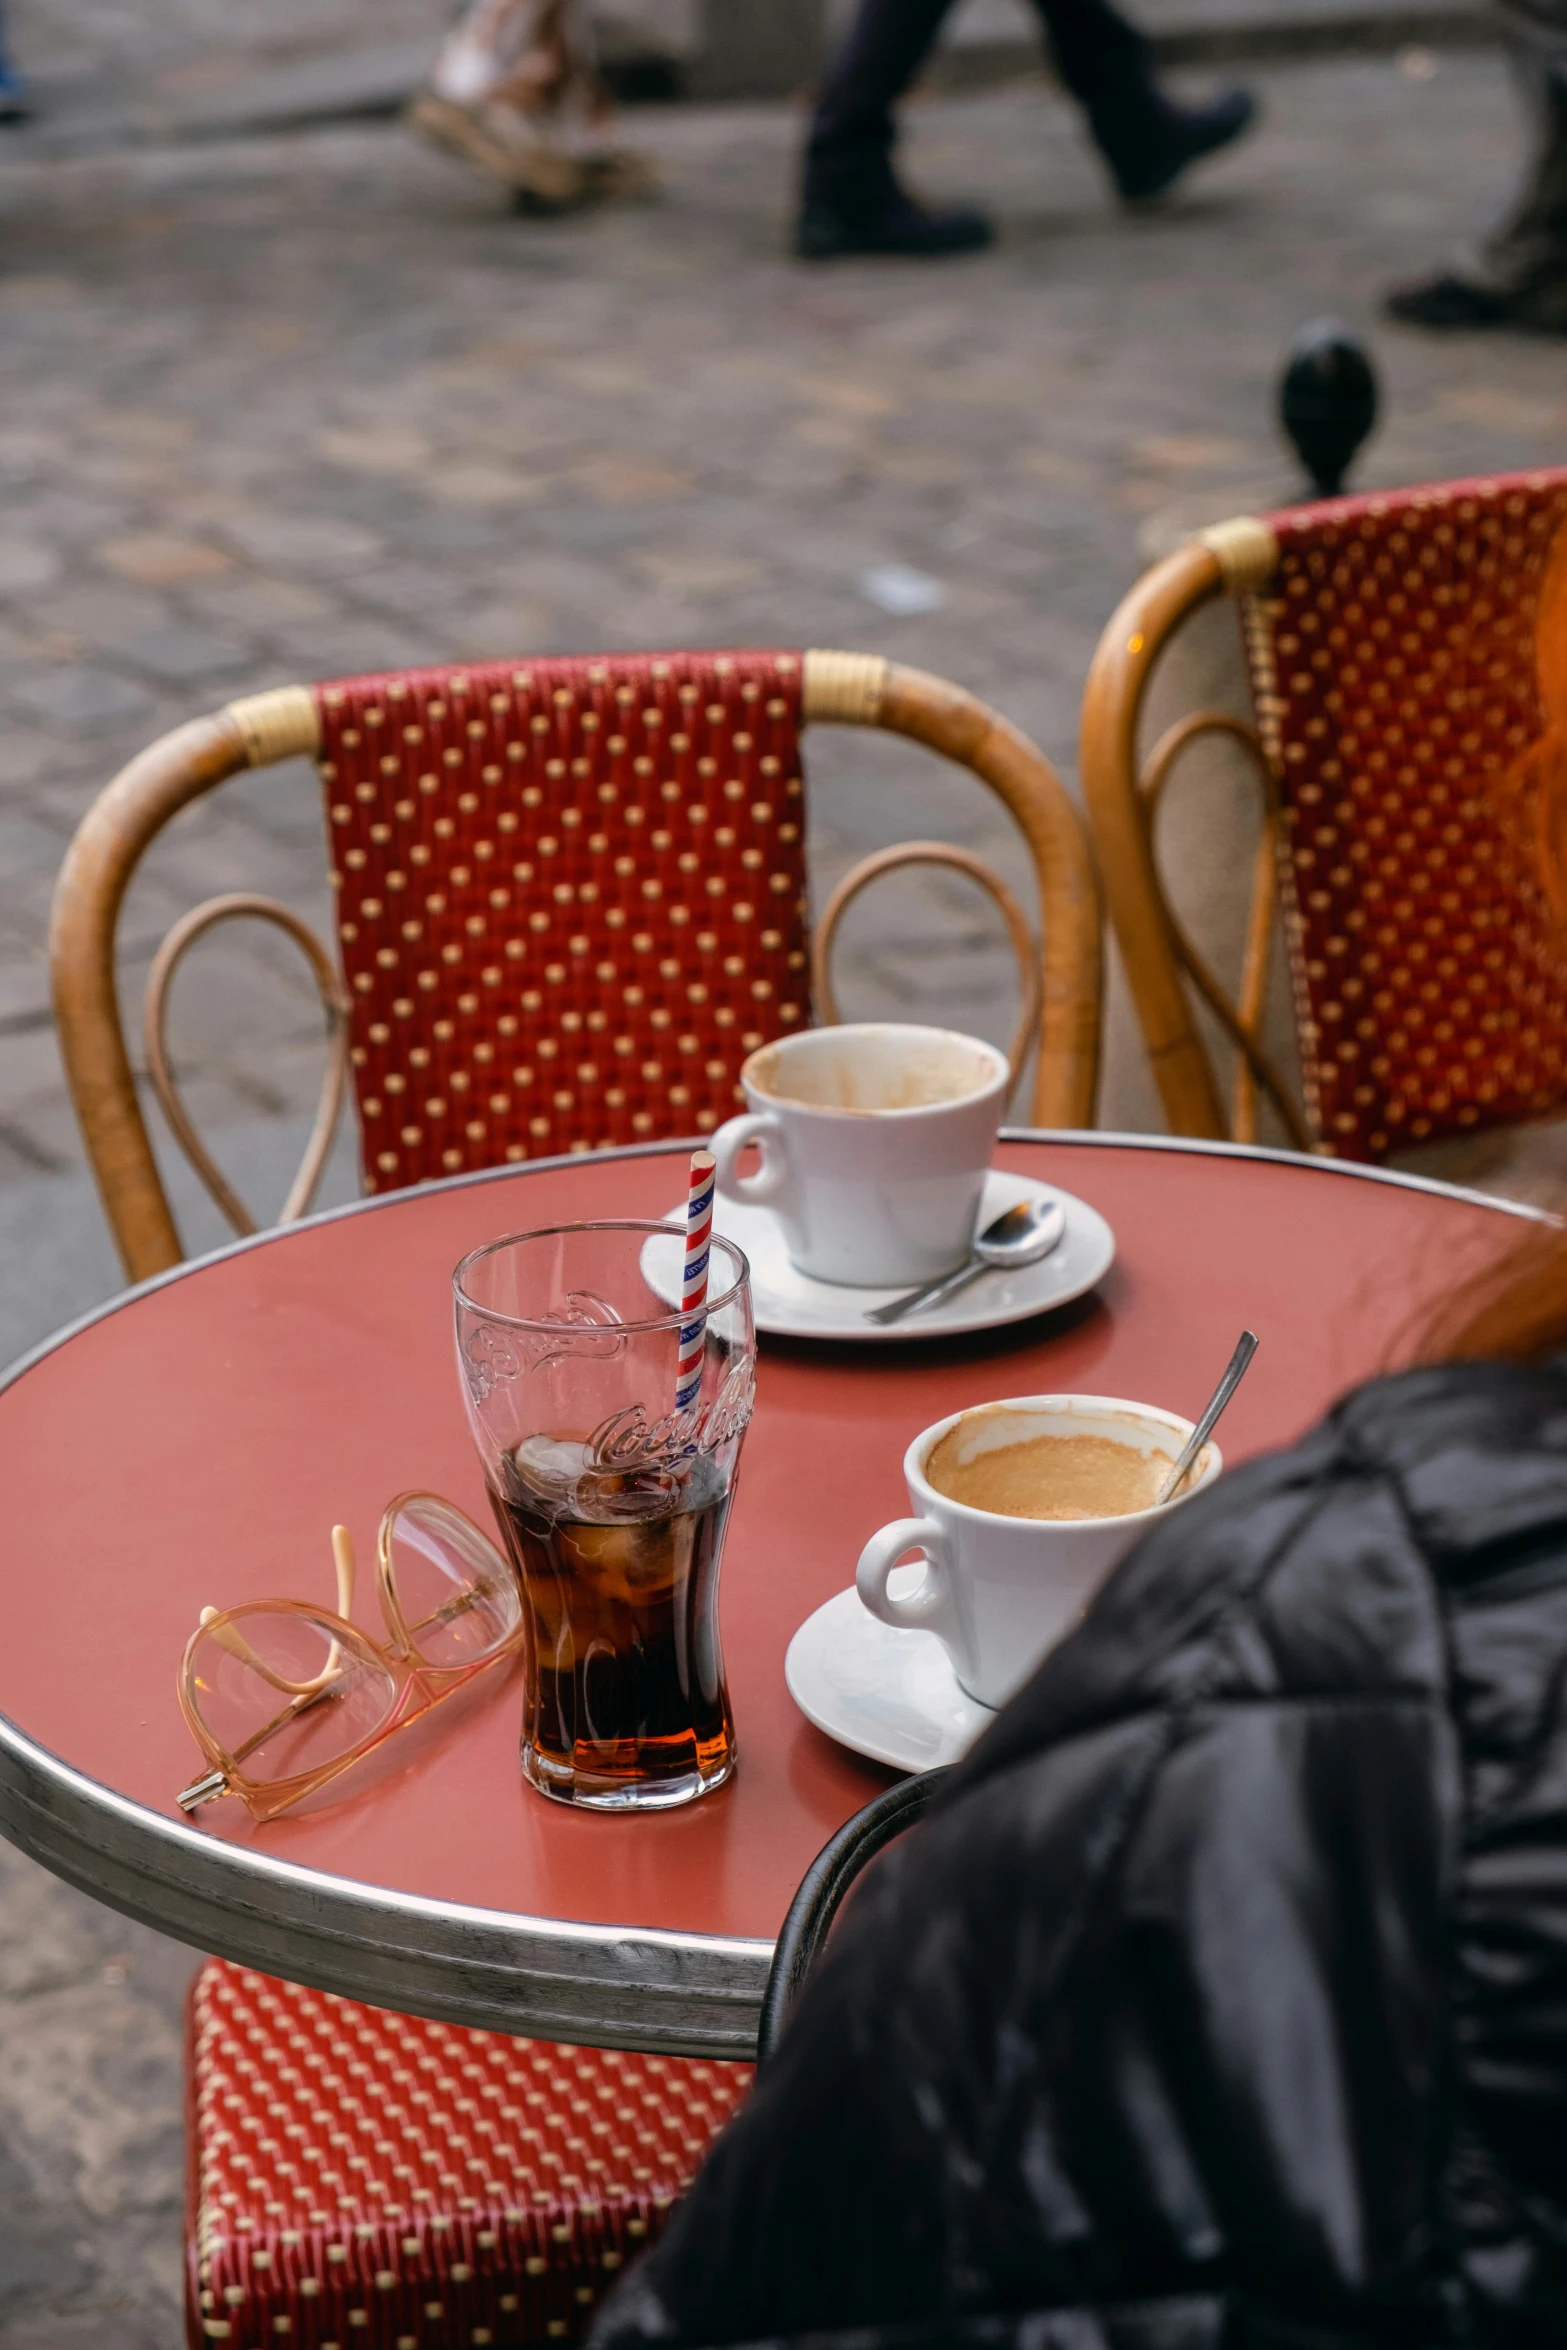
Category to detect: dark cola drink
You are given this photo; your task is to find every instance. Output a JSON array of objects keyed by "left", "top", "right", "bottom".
[{"left": 491, "top": 1436, "right": 737, "bottom": 1808}]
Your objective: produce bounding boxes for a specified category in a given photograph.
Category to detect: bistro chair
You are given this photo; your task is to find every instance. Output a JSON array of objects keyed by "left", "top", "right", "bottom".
[
  {"left": 47, "top": 649, "right": 1100, "bottom": 2350},
  {"left": 51, "top": 649, "right": 1102, "bottom": 1283},
  {"left": 187, "top": 1773, "right": 947, "bottom": 2350},
  {"left": 756, "top": 1769, "right": 947, "bottom": 2064},
  {"left": 1079, "top": 467, "right": 1567, "bottom": 1164},
  {"left": 187, "top": 1961, "right": 752, "bottom": 2348}
]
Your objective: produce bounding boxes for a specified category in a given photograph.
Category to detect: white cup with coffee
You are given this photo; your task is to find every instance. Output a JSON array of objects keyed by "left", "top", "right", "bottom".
[
  {"left": 856, "top": 1396, "right": 1221, "bottom": 1709},
  {"left": 709, "top": 1023, "right": 1008, "bottom": 1289}
]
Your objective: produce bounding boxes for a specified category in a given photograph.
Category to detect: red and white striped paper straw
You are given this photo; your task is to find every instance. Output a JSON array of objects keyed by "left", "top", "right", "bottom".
[{"left": 674, "top": 1148, "right": 717, "bottom": 1415}]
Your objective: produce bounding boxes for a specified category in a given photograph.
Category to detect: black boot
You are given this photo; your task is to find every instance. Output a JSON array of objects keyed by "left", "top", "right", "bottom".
[
  {"left": 1086, "top": 80, "right": 1257, "bottom": 202},
  {"left": 1385, "top": 50, "right": 1567, "bottom": 334},
  {"left": 799, "top": 0, "right": 992, "bottom": 258},
  {"left": 1385, "top": 267, "right": 1567, "bottom": 333},
  {"left": 1384, "top": 272, "right": 1517, "bottom": 329},
  {"left": 797, "top": 158, "right": 994, "bottom": 260}
]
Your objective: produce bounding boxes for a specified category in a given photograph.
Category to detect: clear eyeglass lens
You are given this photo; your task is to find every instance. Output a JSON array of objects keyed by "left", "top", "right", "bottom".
[
  {"left": 385, "top": 1495, "right": 520, "bottom": 1671},
  {"left": 189, "top": 1609, "right": 397, "bottom": 1788}
]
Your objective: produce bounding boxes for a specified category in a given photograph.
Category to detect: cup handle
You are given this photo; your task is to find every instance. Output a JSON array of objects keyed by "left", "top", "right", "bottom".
[
  {"left": 856, "top": 1516, "right": 961, "bottom": 1651},
  {"left": 710, "top": 1111, "right": 793, "bottom": 1210}
]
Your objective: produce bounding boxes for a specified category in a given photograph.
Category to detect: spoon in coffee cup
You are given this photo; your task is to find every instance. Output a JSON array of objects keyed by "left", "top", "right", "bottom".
[
  {"left": 864, "top": 1195, "right": 1067, "bottom": 1327},
  {"left": 1155, "top": 1329, "right": 1258, "bottom": 1505}
]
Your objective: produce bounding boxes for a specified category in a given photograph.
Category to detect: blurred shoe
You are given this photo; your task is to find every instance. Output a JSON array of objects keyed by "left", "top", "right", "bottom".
[
  {"left": 0, "top": 61, "right": 31, "bottom": 122},
  {"left": 576, "top": 147, "right": 659, "bottom": 200},
  {"left": 1383, "top": 267, "right": 1567, "bottom": 332},
  {"left": 509, "top": 145, "right": 659, "bottom": 211},
  {"left": 410, "top": 91, "right": 654, "bottom": 207},
  {"left": 797, "top": 166, "right": 993, "bottom": 260},
  {"left": 411, "top": 91, "right": 582, "bottom": 199},
  {"left": 1384, "top": 271, "right": 1513, "bottom": 328},
  {"left": 1090, "top": 82, "right": 1256, "bottom": 203}
]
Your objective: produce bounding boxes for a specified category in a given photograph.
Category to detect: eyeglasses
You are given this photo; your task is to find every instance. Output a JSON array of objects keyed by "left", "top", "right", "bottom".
[{"left": 177, "top": 1493, "right": 524, "bottom": 1825}]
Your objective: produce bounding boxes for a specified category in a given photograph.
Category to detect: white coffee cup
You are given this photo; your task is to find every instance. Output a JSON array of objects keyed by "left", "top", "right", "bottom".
[
  {"left": 856, "top": 1395, "right": 1221, "bottom": 1709},
  {"left": 709, "top": 1023, "right": 1008, "bottom": 1289}
]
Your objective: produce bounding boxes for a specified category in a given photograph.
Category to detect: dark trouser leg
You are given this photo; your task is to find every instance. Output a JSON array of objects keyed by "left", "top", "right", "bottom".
[
  {"left": 1024, "top": 0, "right": 1152, "bottom": 107},
  {"left": 1480, "top": 15, "right": 1567, "bottom": 300},
  {"left": 1384, "top": 3, "right": 1567, "bottom": 323},
  {"left": 803, "top": 0, "right": 959, "bottom": 195},
  {"left": 796, "top": 0, "right": 1251, "bottom": 240},
  {"left": 1026, "top": 0, "right": 1255, "bottom": 197}
]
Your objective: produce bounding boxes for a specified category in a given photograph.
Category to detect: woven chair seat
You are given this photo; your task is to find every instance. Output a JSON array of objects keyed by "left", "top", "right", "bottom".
[{"left": 188, "top": 1960, "right": 752, "bottom": 2350}]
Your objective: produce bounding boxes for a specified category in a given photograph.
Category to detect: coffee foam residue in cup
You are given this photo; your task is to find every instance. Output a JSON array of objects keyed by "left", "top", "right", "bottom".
[
  {"left": 747, "top": 1032, "right": 995, "bottom": 1114},
  {"left": 926, "top": 1405, "right": 1176, "bottom": 1522}
]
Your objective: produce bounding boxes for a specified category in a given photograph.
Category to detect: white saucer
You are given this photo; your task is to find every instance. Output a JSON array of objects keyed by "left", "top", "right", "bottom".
[
  {"left": 646, "top": 1169, "right": 1115, "bottom": 1343},
  {"left": 785, "top": 1585, "right": 994, "bottom": 1772}
]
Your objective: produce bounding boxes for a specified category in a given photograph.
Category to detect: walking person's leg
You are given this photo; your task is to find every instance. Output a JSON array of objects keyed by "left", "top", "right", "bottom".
[
  {"left": 1387, "top": 8, "right": 1567, "bottom": 329},
  {"left": 411, "top": 0, "right": 654, "bottom": 206},
  {"left": 796, "top": 0, "right": 1256, "bottom": 259},
  {"left": 1031, "top": 0, "right": 1256, "bottom": 199},
  {"left": 798, "top": 0, "right": 993, "bottom": 256}
]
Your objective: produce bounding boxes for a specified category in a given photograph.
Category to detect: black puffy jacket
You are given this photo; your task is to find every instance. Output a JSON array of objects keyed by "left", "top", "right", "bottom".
[{"left": 591, "top": 1363, "right": 1567, "bottom": 2350}]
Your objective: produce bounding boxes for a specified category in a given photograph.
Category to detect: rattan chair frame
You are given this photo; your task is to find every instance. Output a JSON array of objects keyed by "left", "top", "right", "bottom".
[
  {"left": 52, "top": 653, "right": 1103, "bottom": 1284},
  {"left": 812, "top": 840, "right": 1044, "bottom": 1092},
  {"left": 1078, "top": 518, "right": 1310, "bottom": 1149}
]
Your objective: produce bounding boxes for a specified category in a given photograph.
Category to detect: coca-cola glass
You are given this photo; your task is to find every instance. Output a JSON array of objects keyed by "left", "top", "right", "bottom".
[{"left": 453, "top": 1221, "right": 755, "bottom": 1810}]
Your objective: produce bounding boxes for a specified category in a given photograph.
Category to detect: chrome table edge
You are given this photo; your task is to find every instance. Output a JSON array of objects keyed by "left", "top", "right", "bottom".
[{"left": 0, "top": 1711, "right": 772, "bottom": 2057}]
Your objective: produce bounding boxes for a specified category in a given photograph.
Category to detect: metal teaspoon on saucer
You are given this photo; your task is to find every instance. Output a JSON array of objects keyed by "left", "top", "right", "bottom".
[{"left": 865, "top": 1195, "right": 1068, "bottom": 1327}]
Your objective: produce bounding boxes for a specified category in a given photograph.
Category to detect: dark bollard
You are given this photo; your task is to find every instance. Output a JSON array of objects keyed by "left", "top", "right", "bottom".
[{"left": 1279, "top": 321, "right": 1378, "bottom": 498}]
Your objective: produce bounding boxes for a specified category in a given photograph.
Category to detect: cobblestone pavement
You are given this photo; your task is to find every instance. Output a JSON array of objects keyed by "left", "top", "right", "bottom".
[
  {"left": 10, "top": 0, "right": 435, "bottom": 92},
  {"left": 0, "top": 1841, "right": 189, "bottom": 2350},
  {"left": 0, "top": 42, "right": 1562, "bottom": 2345}
]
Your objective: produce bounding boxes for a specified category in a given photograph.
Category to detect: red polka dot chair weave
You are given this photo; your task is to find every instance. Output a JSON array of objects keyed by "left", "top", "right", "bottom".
[
  {"left": 317, "top": 651, "right": 810, "bottom": 1190},
  {"left": 188, "top": 1960, "right": 752, "bottom": 2350},
  {"left": 1244, "top": 470, "right": 1567, "bottom": 1159}
]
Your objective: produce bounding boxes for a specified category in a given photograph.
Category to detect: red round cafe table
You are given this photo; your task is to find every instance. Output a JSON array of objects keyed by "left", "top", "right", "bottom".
[{"left": 0, "top": 1132, "right": 1531, "bottom": 2058}]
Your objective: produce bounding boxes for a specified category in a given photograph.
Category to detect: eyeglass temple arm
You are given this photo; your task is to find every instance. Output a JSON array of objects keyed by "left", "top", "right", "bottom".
[
  {"left": 179, "top": 1520, "right": 512, "bottom": 1816},
  {"left": 182, "top": 1525, "right": 508, "bottom": 1815},
  {"left": 177, "top": 1659, "right": 341, "bottom": 1810},
  {"left": 178, "top": 1765, "right": 231, "bottom": 1811},
  {"left": 192, "top": 1525, "right": 360, "bottom": 1701},
  {"left": 178, "top": 1525, "right": 370, "bottom": 1812},
  {"left": 179, "top": 1654, "right": 350, "bottom": 1808},
  {"left": 331, "top": 1523, "right": 356, "bottom": 1617}
]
